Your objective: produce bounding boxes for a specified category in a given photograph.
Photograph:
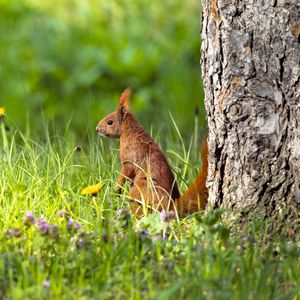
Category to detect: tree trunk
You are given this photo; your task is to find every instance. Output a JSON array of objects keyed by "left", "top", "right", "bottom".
[{"left": 201, "top": 0, "right": 300, "bottom": 230}]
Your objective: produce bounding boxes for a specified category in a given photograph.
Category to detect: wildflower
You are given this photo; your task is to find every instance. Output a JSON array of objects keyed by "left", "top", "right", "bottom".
[
  {"left": 242, "top": 236, "right": 249, "bottom": 243},
  {"left": 38, "top": 219, "right": 49, "bottom": 235},
  {"left": 43, "top": 280, "right": 50, "bottom": 289},
  {"left": 66, "top": 218, "right": 81, "bottom": 233},
  {"left": 4, "top": 228, "right": 22, "bottom": 238},
  {"left": 66, "top": 218, "right": 74, "bottom": 231},
  {"left": 74, "top": 222, "right": 81, "bottom": 231},
  {"left": 160, "top": 210, "right": 167, "bottom": 222},
  {"left": 160, "top": 210, "right": 175, "bottom": 223},
  {"left": 162, "top": 258, "right": 174, "bottom": 269},
  {"left": 77, "top": 238, "right": 83, "bottom": 249},
  {"left": 57, "top": 210, "right": 65, "bottom": 218},
  {"left": 57, "top": 210, "right": 70, "bottom": 218},
  {"left": 242, "top": 235, "right": 249, "bottom": 247},
  {"left": 81, "top": 182, "right": 104, "bottom": 196},
  {"left": 78, "top": 229, "right": 85, "bottom": 237},
  {"left": 23, "top": 211, "right": 37, "bottom": 226},
  {"left": 138, "top": 230, "right": 149, "bottom": 239},
  {"left": 4, "top": 228, "right": 14, "bottom": 238},
  {"left": 70, "top": 236, "right": 76, "bottom": 244},
  {"left": 0, "top": 107, "right": 5, "bottom": 119},
  {"left": 49, "top": 224, "right": 59, "bottom": 239},
  {"left": 153, "top": 234, "right": 160, "bottom": 241},
  {"left": 116, "top": 209, "right": 130, "bottom": 220},
  {"left": 168, "top": 260, "right": 174, "bottom": 269}
]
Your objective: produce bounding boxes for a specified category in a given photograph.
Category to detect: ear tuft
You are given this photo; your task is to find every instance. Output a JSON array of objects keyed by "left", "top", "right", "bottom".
[{"left": 118, "top": 87, "right": 132, "bottom": 110}]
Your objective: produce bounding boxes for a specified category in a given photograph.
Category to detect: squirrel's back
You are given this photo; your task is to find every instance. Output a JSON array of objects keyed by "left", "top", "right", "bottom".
[{"left": 119, "top": 111, "right": 180, "bottom": 201}]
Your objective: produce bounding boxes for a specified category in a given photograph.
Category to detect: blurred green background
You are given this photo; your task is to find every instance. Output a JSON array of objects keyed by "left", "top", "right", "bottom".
[{"left": 0, "top": 0, "right": 205, "bottom": 139}]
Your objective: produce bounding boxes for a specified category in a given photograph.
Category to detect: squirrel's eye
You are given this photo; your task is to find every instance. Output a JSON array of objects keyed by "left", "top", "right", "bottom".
[{"left": 107, "top": 120, "right": 113, "bottom": 125}]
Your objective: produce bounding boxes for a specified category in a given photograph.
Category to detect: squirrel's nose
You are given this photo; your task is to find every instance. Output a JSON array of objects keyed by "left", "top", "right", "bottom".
[{"left": 96, "top": 127, "right": 100, "bottom": 133}]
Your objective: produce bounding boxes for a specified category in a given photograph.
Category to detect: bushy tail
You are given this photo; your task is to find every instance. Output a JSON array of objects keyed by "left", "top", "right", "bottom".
[{"left": 175, "top": 139, "right": 208, "bottom": 216}]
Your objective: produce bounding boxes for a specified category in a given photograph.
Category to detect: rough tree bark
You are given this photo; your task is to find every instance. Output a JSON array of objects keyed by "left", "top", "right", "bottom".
[{"left": 201, "top": 0, "right": 300, "bottom": 230}]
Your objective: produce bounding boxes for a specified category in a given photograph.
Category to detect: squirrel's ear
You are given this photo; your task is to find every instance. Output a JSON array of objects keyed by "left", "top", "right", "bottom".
[
  {"left": 120, "top": 105, "right": 126, "bottom": 116},
  {"left": 118, "top": 87, "right": 132, "bottom": 110}
]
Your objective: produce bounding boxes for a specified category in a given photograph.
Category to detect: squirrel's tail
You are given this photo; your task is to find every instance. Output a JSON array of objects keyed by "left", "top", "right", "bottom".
[{"left": 174, "top": 139, "right": 208, "bottom": 216}]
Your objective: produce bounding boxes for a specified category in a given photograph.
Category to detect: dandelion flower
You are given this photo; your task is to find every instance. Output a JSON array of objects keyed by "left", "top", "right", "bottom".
[
  {"left": 81, "top": 182, "right": 104, "bottom": 195},
  {"left": 0, "top": 107, "right": 5, "bottom": 119}
]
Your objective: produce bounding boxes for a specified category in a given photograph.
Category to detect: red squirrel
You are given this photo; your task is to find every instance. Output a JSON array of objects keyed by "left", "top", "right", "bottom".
[
  {"left": 96, "top": 88, "right": 208, "bottom": 217},
  {"left": 96, "top": 88, "right": 180, "bottom": 216}
]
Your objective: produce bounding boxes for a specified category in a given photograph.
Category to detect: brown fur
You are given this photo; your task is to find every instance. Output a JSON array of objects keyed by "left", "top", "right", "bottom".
[
  {"left": 172, "top": 139, "right": 208, "bottom": 216},
  {"left": 96, "top": 88, "right": 180, "bottom": 216}
]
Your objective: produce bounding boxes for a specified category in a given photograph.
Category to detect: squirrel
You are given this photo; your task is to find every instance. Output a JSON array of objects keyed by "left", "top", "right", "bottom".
[
  {"left": 96, "top": 88, "right": 208, "bottom": 217},
  {"left": 96, "top": 88, "right": 180, "bottom": 216}
]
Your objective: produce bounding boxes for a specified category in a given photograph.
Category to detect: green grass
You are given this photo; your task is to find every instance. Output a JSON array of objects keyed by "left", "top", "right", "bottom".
[{"left": 0, "top": 120, "right": 300, "bottom": 300}]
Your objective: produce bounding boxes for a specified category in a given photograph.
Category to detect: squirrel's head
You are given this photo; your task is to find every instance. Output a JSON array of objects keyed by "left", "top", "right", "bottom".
[{"left": 96, "top": 88, "right": 132, "bottom": 138}]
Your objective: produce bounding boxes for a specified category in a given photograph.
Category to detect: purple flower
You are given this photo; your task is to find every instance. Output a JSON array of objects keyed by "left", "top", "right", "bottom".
[
  {"left": 67, "top": 218, "right": 81, "bottom": 232},
  {"left": 66, "top": 218, "right": 74, "bottom": 231},
  {"left": 242, "top": 236, "right": 249, "bottom": 245},
  {"left": 5, "top": 228, "right": 22, "bottom": 238},
  {"left": 74, "top": 222, "right": 81, "bottom": 231},
  {"left": 5, "top": 228, "right": 14, "bottom": 237},
  {"left": 116, "top": 209, "right": 130, "bottom": 220},
  {"left": 77, "top": 238, "right": 83, "bottom": 249},
  {"left": 57, "top": 210, "right": 70, "bottom": 218},
  {"left": 160, "top": 210, "right": 167, "bottom": 222},
  {"left": 57, "top": 210, "right": 64, "bottom": 218},
  {"left": 162, "top": 258, "right": 174, "bottom": 269},
  {"left": 23, "top": 211, "right": 37, "bottom": 226},
  {"left": 38, "top": 218, "right": 49, "bottom": 235},
  {"left": 138, "top": 230, "right": 149, "bottom": 239},
  {"left": 49, "top": 224, "right": 59, "bottom": 239},
  {"left": 153, "top": 234, "right": 160, "bottom": 241},
  {"left": 43, "top": 280, "right": 50, "bottom": 289},
  {"left": 160, "top": 210, "right": 175, "bottom": 223},
  {"left": 168, "top": 260, "right": 174, "bottom": 269}
]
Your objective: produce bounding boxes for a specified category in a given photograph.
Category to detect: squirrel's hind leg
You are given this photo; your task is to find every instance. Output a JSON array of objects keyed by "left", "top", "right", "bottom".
[{"left": 129, "top": 180, "right": 171, "bottom": 216}]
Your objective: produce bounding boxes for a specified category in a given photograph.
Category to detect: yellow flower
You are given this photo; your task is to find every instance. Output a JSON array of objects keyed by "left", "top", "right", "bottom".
[
  {"left": 81, "top": 182, "right": 104, "bottom": 195},
  {"left": 0, "top": 107, "right": 5, "bottom": 118}
]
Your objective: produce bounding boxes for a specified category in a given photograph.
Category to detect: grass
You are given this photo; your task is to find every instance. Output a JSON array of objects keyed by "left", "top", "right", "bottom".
[{"left": 0, "top": 119, "right": 300, "bottom": 300}]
